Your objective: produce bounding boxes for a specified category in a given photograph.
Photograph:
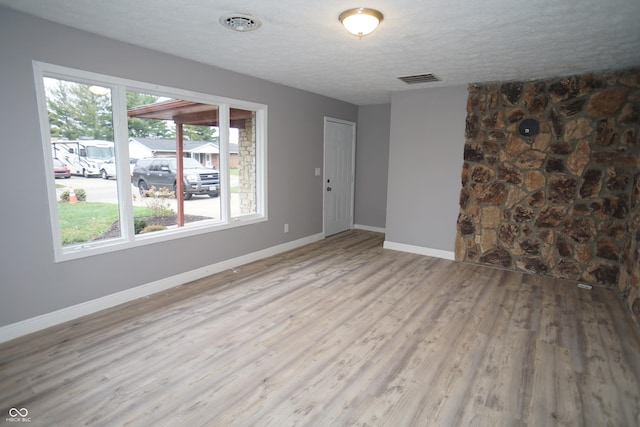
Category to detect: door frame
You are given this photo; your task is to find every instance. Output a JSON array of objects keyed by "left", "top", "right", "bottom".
[{"left": 323, "top": 116, "right": 356, "bottom": 237}]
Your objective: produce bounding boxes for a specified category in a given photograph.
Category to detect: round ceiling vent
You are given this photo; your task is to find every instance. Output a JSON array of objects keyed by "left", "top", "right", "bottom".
[{"left": 219, "top": 13, "right": 262, "bottom": 32}]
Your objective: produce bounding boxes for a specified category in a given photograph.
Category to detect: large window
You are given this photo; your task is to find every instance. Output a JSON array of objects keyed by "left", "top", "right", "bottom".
[{"left": 35, "top": 62, "right": 267, "bottom": 261}]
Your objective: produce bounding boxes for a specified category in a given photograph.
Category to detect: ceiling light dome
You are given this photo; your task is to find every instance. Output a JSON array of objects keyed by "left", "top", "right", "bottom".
[{"left": 339, "top": 8, "right": 383, "bottom": 37}]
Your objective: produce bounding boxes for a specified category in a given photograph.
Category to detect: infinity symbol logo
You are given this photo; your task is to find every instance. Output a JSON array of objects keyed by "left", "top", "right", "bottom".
[{"left": 8, "top": 407, "right": 28, "bottom": 417}]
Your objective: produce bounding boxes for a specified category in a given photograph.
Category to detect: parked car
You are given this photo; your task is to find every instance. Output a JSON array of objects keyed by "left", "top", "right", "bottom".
[
  {"left": 53, "top": 158, "right": 71, "bottom": 179},
  {"left": 99, "top": 157, "right": 138, "bottom": 180},
  {"left": 131, "top": 157, "right": 219, "bottom": 199}
]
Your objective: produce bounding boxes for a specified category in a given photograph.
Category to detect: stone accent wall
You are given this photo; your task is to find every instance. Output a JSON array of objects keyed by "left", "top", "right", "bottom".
[
  {"left": 237, "top": 113, "right": 256, "bottom": 214},
  {"left": 456, "top": 67, "right": 640, "bottom": 326},
  {"left": 620, "top": 175, "right": 640, "bottom": 326}
]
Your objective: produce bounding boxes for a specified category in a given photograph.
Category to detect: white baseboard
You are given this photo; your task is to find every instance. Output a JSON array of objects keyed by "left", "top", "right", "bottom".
[
  {"left": 383, "top": 240, "right": 455, "bottom": 260},
  {"left": 353, "top": 224, "right": 386, "bottom": 233},
  {"left": 0, "top": 233, "right": 324, "bottom": 344}
]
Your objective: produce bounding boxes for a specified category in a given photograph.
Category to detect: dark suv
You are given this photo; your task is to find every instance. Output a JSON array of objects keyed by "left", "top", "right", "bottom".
[{"left": 131, "top": 157, "right": 219, "bottom": 199}]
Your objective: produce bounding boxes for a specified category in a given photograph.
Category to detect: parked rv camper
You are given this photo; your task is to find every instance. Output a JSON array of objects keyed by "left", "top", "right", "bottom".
[{"left": 51, "top": 139, "right": 115, "bottom": 177}]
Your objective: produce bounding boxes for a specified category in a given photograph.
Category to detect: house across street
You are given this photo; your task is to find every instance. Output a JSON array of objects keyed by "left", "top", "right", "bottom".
[{"left": 129, "top": 137, "right": 239, "bottom": 169}]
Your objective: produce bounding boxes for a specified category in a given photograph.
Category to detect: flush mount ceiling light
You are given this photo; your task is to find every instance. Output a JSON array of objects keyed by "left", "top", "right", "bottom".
[
  {"left": 89, "top": 85, "right": 110, "bottom": 96},
  {"left": 339, "top": 8, "right": 383, "bottom": 37},
  {"left": 219, "top": 13, "right": 262, "bottom": 32}
]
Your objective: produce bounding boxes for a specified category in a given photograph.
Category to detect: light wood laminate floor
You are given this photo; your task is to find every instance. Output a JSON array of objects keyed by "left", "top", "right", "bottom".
[{"left": 1, "top": 230, "right": 639, "bottom": 426}]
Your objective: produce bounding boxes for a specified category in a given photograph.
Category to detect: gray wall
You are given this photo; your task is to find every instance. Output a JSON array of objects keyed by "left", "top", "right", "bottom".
[
  {"left": 385, "top": 86, "right": 468, "bottom": 251},
  {"left": 0, "top": 7, "right": 357, "bottom": 327},
  {"left": 354, "top": 104, "right": 391, "bottom": 229}
]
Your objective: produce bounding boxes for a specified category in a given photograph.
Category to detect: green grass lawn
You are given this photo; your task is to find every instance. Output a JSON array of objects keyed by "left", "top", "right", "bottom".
[{"left": 58, "top": 202, "right": 161, "bottom": 245}]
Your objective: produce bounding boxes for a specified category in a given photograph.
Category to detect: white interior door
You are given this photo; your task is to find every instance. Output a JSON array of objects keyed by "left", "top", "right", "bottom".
[{"left": 323, "top": 117, "right": 355, "bottom": 237}]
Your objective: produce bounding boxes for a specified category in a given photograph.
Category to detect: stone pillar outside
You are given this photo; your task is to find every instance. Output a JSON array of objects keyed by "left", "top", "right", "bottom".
[{"left": 237, "top": 113, "right": 256, "bottom": 215}]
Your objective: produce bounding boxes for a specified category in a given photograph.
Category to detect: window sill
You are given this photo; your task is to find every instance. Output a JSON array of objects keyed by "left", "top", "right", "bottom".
[{"left": 55, "top": 215, "right": 267, "bottom": 263}]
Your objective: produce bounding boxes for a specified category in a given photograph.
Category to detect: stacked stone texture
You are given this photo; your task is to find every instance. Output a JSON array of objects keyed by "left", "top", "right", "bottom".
[
  {"left": 456, "top": 68, "right": 640, "bottom": 326},
  {"left": 238, "top": 115, "right": 257, "bottom": 214}
]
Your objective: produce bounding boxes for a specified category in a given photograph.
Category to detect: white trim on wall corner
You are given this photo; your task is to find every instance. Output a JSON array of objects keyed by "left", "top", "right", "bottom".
[
  {"left": 354, "top": 224, "right": 386, "bottom": 233},
  {"left": 0, "top": 233, "right": 324, "bottom": 344},
  {"left": 383, "top": 240, "right": 455, "bottom": 260}
]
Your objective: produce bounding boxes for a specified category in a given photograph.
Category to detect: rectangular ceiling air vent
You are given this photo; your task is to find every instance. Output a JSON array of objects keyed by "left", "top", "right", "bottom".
[{"left": 397, "top": 73, "right": 440, "bottom": 84}]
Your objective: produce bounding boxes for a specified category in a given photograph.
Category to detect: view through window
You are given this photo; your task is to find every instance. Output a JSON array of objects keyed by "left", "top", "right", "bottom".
[
  {"left": 45, "top": 77, "right": 122, "bottom": 245},
  {"left": 37, "top": 63, "right": 266, "bottom": 261},
  {"left": 231, "top": 109, "right": 258, "bottom": 219},
  {"left": 127, "top": 94, "right": 223, "bottom": 228}
]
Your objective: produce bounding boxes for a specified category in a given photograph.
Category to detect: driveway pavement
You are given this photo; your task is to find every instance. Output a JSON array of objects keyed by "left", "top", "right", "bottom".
[{"left": 55, "top": 176, "right": 241, "bottom": 219}]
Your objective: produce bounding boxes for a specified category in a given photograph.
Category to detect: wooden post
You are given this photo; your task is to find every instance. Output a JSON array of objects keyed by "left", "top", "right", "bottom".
[{"left": 176, "top": 123, "right": 184, "bottom": 227}]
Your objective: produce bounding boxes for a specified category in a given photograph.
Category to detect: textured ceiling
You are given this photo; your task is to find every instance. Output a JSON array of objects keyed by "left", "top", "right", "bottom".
[{"left": 2, "top": 0, "right": 639, "bottom": 105}]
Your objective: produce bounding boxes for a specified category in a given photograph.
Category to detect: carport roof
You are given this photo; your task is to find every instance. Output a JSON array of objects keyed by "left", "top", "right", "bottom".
[{"left": 127, "top": 99, "right": 253, "bottom": 128}]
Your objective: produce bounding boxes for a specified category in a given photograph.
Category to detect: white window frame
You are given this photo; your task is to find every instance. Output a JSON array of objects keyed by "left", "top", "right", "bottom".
[{"left": 34, "top": 61, "right": 268, "bottom": 262}]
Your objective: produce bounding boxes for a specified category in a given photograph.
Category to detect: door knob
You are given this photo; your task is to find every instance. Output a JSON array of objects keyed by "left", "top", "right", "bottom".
[{"left": 327, "top": 187, "right": 332, "bottom": 191}]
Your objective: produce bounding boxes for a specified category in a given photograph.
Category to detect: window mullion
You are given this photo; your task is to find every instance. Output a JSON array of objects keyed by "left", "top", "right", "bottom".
[
  {"left": 219, "top": 104, "right": 231, "bottom": 223},
  {"left": 112, "top": 85, "right": 134, "bottom": 240}
]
